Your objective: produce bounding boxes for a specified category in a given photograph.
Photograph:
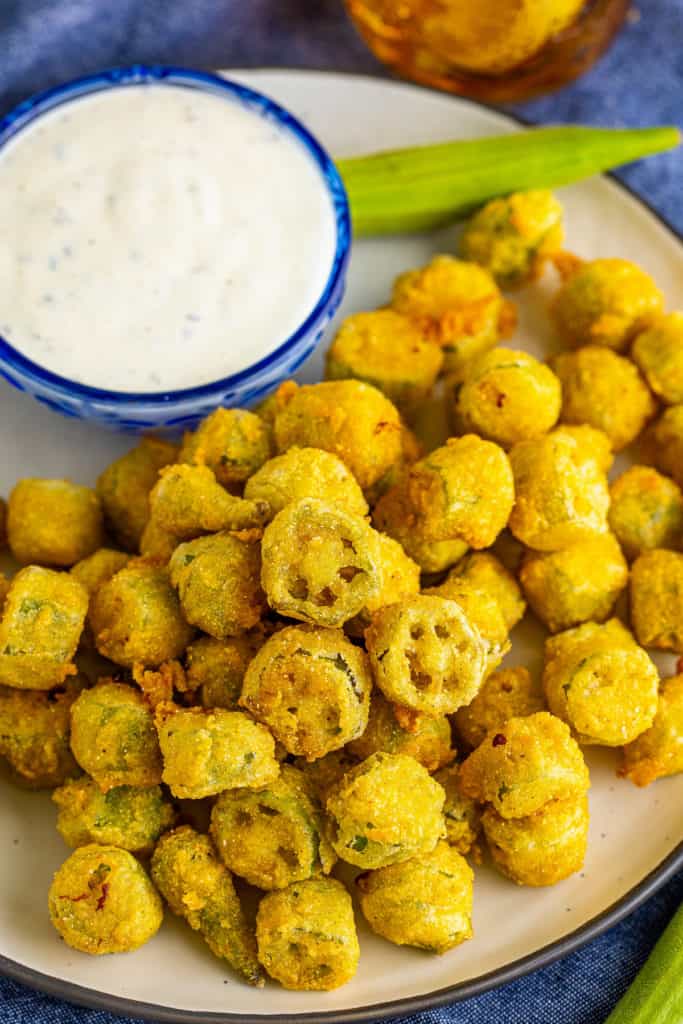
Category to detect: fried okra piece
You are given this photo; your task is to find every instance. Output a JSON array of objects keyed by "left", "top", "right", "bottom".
[
  {"left": 374, "top": 435, "right": 515, "bottom": 573},
  {"left": 609, "top": 467, "right": 683, "bottom": 560},
  {"left": 543, "top": 619, "right": 659, "bottom": 746},
  {"left": 519, "top": 533, "right": 629, "bottom": 634},
  {"left": 553, "top": 423, "right": 614, "bottom": 473},
  {"left": 412, "top": 437, "right": 515, "bottom": 551},
  {"left": 169, "top": 532, "right": 264, "bottom": 639},
  {"left": 454, "top": 348, "right": 562, "bottom": 448},
  {"left": 70, "top": 549, "right": 132, "bottom": 651},
  {"left": 365, "top": 431, "right": 453, "bottom": 571},
  {"left": 347, "top": 691, "right": 454, "bottom": 772},
  {"left": 273, "top": 379, "right": 402, "bottom": 492},
  {"left": 261, "top": 499, "right": 382, "bottom": 628},
  {"left": 292, "top": 749, "right": 360, "bottom": 805},
  {"left": 452, "top": 667, "right": 545, "bottom": 753},
  {"left": 632, "top": 313, "right": 683, "bottom": 405},
  {"left": 445, "top": 552, "right": 526, "bottom": 632},
  {"left": 129, "top": 660, "right": 189, "bottom": 711},
  {"left": 138, "top": 516, "right": 178, "bottom": 564},
  {"left": 254, "top": 379, "right": 298, "bottom": 436},
  {"left": 490, "top": 529, "right": 525, "bottom": 574},
  {"left": 0, "top": 567, "right": 88, "bottom": 689},
  {"left": 643, "top": 404, "right": 683, "bottom": 488},
  {"left": 459, "top": 712, "right": 589, "bottom": 819},
  {"left": 508, "top": 428, "right": 610, "bottom": 551},
  {"left": 53, "top": 778, "right": 175, "bottom": 854},
  {"left": 552, "top": 257, "right": 663, "bottom": 351},
  {"left": 256, "top": 878, "right": 359, "bottom": 991},
  {"left": 154, "top": 703, "right": 278, "bottom": 799},
  {"left": 357, "top": 841, "right": 473, "bottom": 953},
  {"left": 186, "top": 635, "right": 262, "bottom": 710},
  {"left": 391, "top": 255, "right": 514, "bottom": 378},
  {"left": 210, "top": 765, "right": 336, "bottom": 890},
  {"left": 411, "top": 389, "right": 452, "bottom": 457},
  {"left": 151, "top": 826, "right": 264, "bottom": 986},
  {"left": 325, "top": 309, "right": 443, "bottom": 417},
  {"left": 70, "top": 548, "right": 130, "bottom": 596},
  {"left": 325, "top": 752, "right": 445, "bottom": 868},
  {"left": 346, "top": 533, "right": 421, "bottom": 636},
  {"left": 244, "top": 446, "right": 368, "bottom": 522},
  {"left": 552, "top": 346, "right": 656, "bottom": 451},
  {"left": 366, "top": 595, "right": 486, "bottom": 718},
  {"left": 0, "top": 678, "right": 83, "bottom": 788},
  {"left": 396, "top": 537, "right": 471, "bottom": 576},
  {"left": 70, "top": 681, "right": 162, "bottom": 791},
  {"left": 97, "top": 437, "right": 178, "bottom": 551},
  {"left": 620, "top": 674, "right": 683, "bottom": 786},
  {"left": 7, "top": 479, "right": 104, "bottom": 567},
  {"left": 364, "top": 418, "right": 424, "bottom": 507},
  {"left": 482, "top": 793, "right": 589, "bottom": 886},
  {"left": 433, "top": 765, "right": 481, "bottom": 855},
  {"left": 630, "top": 549, "right": 683, "bottom": 652},
  {"left": 461, "top": 189, "right": 564, "bottom": 288},
  {"left": 424, "top": 578, "right": 511, "bottom": 678},
  {"left": 148, "top": 464, "right": 269, "bottom": 540},
  {"left": 240, "top": 625, "right": 372, "bottom": 760},
  {"left": 90, "top": 561, "right": 192, "bottom": 668},
  {"left": 48, "top": 844, "right": 163, "bottom": 955},
  {"left": 179, "top": 407, "right": 272, "bottom": 491}
]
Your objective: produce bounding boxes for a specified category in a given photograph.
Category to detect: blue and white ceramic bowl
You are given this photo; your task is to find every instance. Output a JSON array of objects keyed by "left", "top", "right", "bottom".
[{"left": 0, "top": 65, "right": 351, "bottom": 432}]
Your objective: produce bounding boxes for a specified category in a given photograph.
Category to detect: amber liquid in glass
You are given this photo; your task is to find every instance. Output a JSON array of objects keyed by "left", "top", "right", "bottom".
[{"left": 345, "top": 0, "right": 629, "bottom": 102}]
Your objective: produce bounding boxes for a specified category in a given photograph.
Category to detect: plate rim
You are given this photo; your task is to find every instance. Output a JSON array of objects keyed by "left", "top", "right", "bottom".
[
  {"left": 1, "top": 65, "right": 682, "bottom": 1024},
  {"left": 2, "top": 843, "right": 681, "bottom": 1024}
]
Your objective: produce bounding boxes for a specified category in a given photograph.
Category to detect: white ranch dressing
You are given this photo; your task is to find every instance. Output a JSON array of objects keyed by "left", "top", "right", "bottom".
[{"left": 0, "top": 84, "right": 337, "bottom": 392}]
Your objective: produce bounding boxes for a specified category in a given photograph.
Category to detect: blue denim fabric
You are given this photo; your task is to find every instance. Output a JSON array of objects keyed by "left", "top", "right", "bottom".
[{"left": 0, "top": 2, "right": 681, "bottom": 1020}]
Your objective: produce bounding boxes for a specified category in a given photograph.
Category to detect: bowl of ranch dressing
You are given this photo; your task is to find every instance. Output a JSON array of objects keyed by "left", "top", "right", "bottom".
[{"left": 0, "top": 65, "right": 350, "bottom": 430}]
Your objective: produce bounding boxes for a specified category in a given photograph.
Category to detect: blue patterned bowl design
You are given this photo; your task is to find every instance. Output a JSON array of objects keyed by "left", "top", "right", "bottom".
[{"left": 0, "top": 65, "right": 351, "bottom": 432}]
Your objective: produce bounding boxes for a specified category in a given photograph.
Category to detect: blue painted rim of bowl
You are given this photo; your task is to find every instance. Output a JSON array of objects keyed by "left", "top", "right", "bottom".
[{"left": 0, "top": 64, "right": 351, "bottom": 405}]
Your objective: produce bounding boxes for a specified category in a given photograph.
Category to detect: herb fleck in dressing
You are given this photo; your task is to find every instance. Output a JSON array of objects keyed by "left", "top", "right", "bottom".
[{"left": 0, "top": 85, "right": 337, "bottom": 392}]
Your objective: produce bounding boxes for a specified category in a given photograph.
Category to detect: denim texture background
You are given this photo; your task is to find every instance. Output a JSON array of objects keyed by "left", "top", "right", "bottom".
[{"left": 0, "top": 2, "right": 681, "bottom": 1021}]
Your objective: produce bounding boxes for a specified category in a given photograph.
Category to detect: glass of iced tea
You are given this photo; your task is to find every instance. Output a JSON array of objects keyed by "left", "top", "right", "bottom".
[{"left": 344, "top": 0, "right": 629, "bottom": 102}]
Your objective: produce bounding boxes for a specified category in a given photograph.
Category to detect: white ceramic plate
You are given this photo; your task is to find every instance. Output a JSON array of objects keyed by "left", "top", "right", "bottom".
[{"left": 0, "top": 69, "right": 682, "bottom": 1023}]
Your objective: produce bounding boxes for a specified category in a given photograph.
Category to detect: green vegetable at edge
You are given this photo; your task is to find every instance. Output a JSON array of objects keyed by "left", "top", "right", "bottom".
[
  {"left": 604, "top": 900, "right": 683, "bottom": 1024},
  {"left": 336, "top": 125, "right": 680, "bottom": 236}
]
